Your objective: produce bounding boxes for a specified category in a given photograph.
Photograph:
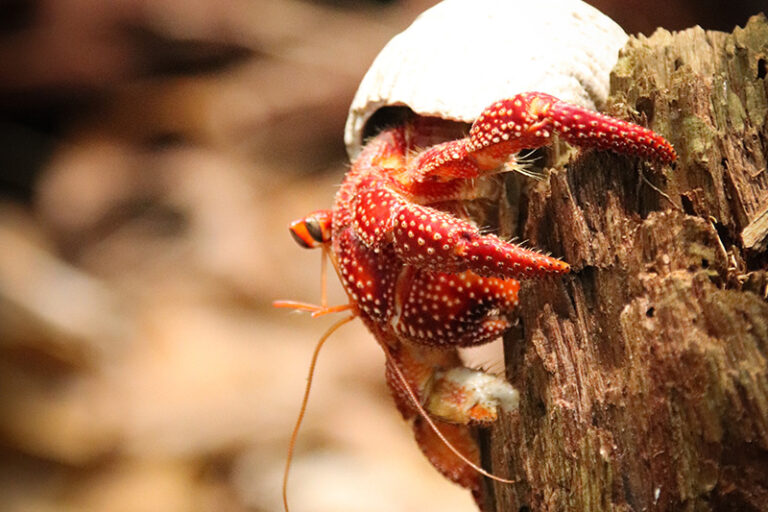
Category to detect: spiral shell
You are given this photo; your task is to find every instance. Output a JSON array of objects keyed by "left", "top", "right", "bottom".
[{"left": 345, "top": 0, "right": 629, "bottom": 159}]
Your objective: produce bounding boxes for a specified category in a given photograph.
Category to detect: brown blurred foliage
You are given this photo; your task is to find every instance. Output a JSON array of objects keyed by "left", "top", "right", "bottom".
[{"left": 0, "top": 1, "right": 763, "bottom": 511}]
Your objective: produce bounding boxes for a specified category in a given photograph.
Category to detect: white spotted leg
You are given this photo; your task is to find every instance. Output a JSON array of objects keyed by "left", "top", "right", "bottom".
[{"left": 400, "top": 91, "right": 676, "bottom": 192}]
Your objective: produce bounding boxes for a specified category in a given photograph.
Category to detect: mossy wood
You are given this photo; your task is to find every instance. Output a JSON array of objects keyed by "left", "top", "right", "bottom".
[{"left": 484, "top": 14, "right": 768, "bottom": 512}]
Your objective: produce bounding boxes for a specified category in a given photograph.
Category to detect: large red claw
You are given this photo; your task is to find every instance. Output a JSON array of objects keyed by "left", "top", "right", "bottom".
[
  {"left": 397, "top": 92, "right": 676, "bottom": 200},
  {"left": 546, "top": 99, "right": 677, "bottom": 163},
  {"left": 468, "top": 92, "right": 677, "bottom": 164}
]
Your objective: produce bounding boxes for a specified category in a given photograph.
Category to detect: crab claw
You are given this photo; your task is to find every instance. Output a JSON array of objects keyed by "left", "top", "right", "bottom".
[{"left": 401, "top": 92, "right": 676, "bottom": 192}]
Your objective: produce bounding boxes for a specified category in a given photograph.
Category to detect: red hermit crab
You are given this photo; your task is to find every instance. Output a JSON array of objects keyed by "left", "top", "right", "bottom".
[{"left": 276, "top": 0, "right": 676, "bottom": 509}]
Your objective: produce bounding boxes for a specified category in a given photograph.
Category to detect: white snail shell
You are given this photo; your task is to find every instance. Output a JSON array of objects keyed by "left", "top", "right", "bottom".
[{"left": 345, "top": 0, "right": 629, "bottom": 159}]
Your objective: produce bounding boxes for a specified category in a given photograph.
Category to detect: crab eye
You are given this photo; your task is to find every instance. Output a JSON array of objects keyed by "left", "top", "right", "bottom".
[
  {"left": 288, "top": 211, "right": 332, "bottom": 249},
  {"left": 289, "top": 220, "right": 318, "bottom": 248},
  {"left": 304, "top": 218, "right": 326, "bottom": 244}
]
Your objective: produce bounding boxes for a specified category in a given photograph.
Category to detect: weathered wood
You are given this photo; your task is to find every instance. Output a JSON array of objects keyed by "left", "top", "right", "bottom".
[{"left": 485, "top": 14, "right": 768, "bottom": 512}]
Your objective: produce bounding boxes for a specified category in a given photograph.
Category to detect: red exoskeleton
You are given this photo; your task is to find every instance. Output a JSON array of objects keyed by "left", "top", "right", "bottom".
[{"left": 276, "top": 92, "right": 676, "bottom": 509}]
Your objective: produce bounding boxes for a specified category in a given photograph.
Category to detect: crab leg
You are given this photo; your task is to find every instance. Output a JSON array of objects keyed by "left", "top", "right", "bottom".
[
  {"left": 390, "top": 201, "right": 570, "bottom": 278},
  {"left": 350, "top": 176, "right": 569, "bottom": 278},
  {"left": 402, "top": 91, "right": 676, "bottom": 189},
  {"left": 384, "top": 340, "right": 518, "bottom": 426},
  {"left": 383, "top": 340, "right": 518, "bottom": 506}
]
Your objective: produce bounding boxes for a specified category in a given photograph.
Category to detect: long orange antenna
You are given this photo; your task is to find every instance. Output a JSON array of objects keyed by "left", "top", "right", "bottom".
[
  {"left": 282, "top": 314, "right": 355, "bottom": 512},
  {"left": 320, "top": 246, "right": 329, "bottom": 308},
  {"left": 273, "top": 247, "right": 354, "bottom": 317},
  {"left": 379, "top": 342, "right": 516, "bottom": 485}
]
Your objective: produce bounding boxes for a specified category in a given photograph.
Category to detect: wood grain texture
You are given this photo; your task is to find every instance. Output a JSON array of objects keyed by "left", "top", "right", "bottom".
[{"left": 484, "top": 14, "right": 768, "bottom": 512}]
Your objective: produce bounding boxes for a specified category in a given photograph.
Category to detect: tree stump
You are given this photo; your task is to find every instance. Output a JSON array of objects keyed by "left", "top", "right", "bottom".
[{"left": 485, "top": 14, "right": 768, "bottom": 512}]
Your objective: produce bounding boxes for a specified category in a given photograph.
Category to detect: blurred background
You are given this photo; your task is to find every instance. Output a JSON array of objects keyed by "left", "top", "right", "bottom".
[{"left": 0, "top": 1, "right": 764, "bottom": 511}]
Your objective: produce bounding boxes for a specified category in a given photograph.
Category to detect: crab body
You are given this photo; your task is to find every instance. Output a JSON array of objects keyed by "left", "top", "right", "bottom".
[{"left": 288, "top": 92, "right": 676, "bottom": 506}]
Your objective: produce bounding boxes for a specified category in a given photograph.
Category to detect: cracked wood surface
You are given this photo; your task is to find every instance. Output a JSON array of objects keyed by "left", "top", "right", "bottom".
[{"left": 485, "top": 14, "right": 768, "bottom": 512}]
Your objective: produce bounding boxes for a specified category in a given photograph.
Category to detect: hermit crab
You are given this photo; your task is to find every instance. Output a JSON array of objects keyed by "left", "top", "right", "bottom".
[{"left": 276, "top": 0, "right": 676, "bottom": 509}]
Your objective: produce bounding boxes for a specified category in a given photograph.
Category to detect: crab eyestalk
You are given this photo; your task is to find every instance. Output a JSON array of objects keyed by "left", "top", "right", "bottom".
[{"left": 288, "top": 209, "right": 332, "bottom": 249}]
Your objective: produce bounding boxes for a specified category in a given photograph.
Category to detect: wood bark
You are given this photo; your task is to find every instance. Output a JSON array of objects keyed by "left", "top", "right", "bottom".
[{"left": 483, "top": 14, "right": 768, "bottom": 512}]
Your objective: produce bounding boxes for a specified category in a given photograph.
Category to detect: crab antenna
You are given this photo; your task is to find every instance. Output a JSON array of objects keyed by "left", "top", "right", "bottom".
[
  {"left": 282, "top": 314, "right": 356, "bottom": 512},
  {"left": 320, "top": 246, "right": 328, "bottom": 308},
  {"left": 379, "top": 343, "right": 516, "bottom": 485},
  {"left": 273, "top": 247, "right": 353, "bottom": 317}
]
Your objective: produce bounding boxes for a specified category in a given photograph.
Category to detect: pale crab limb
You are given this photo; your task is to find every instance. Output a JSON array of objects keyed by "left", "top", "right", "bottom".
[
  {"left": 402, "top": 91, "right": 677, "bottom": 187},
  {"left": 384, "top": 341, "right": 520, "bottom": 425},
  {"left": 427, "top": 367, "right": 520, "bottom": 424}
]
